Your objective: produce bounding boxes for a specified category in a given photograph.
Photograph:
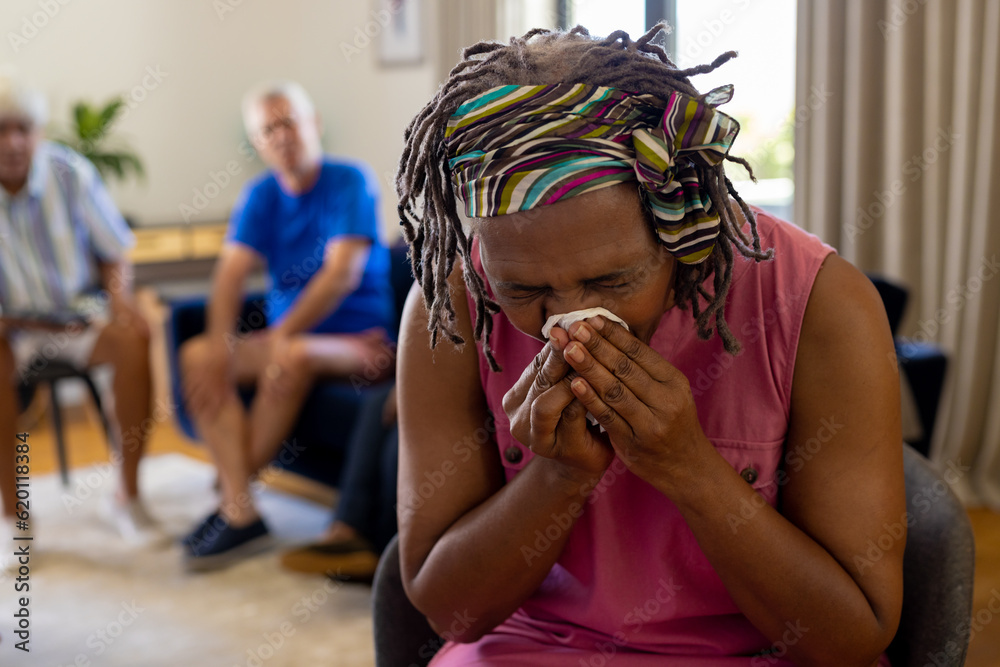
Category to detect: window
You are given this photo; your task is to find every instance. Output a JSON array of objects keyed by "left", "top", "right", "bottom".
[
  {"left": 565, "top": 0, "right": 646, "bottom": 40},
  {"left": 499, "top": 0, "right": 797, "bottom": 219},
  {"left": 673, "top": 1, "right": 797, "bottom": 220}
]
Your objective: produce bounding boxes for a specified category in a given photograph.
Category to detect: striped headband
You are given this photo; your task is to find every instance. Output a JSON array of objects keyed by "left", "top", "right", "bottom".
[{"left": 444, "top": 82, "right": 740, "bottom": 264}]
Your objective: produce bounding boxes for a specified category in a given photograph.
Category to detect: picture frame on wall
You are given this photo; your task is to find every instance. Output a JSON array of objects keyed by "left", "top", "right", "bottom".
[{"left": 378, "top": 0, "right": 423, "bottom": 66}]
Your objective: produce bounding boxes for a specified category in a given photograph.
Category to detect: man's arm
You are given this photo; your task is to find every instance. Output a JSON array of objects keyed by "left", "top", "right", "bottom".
[
  {"left": 181, "top": 242, "right": 259, "bottom": 419},
  {"left": 270, "top": 236, "right": 371, "bottom": 337},
  {"left": 205, "top": 242, "right": 260, "bottom": 342},
  {"left": 97, "top": 259, "right": 148, "bottom": 336}
]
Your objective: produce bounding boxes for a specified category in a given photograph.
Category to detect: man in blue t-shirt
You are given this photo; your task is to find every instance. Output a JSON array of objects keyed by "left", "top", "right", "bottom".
[{"left": 179, "top": 81, "right": 395, "bottom": 570}]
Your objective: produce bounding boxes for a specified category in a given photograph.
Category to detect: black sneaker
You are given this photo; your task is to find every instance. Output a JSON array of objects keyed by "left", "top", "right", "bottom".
[
  {"left": 180, "top": 511, "right": 222, "bottom": 548},
  {"left": 183, "top": 516, "right": 273, "bottom": 572}
]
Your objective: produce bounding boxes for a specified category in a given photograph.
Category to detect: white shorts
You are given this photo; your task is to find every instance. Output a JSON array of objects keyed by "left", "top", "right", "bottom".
[{"left": 8, "top": 319, "right": 106, "bottom": 382}]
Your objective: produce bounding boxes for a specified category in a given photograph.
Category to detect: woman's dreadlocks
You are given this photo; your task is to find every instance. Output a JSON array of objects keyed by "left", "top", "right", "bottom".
[{"left": 396, "top": 24, "right": 772, "bottom": 371}]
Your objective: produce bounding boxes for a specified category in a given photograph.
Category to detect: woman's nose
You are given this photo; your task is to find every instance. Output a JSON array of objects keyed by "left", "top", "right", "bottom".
[{"left": 542, "top": 293, "right": 614, "bottom": 324}]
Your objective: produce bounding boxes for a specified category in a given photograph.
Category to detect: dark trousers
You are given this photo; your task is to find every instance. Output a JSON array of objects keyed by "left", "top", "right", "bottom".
[{"left": 335, "top": 382, "right": 398, "bottom": 553}]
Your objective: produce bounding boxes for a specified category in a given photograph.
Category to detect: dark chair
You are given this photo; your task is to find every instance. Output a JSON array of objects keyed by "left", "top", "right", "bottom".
[
  {"left": 165, "top": 295, "right": 362, "bottom": 486},
  {"left": 17, "top": 360, "right": 115, "bottom": 487},
  {"left": 164, "top": 243, "right": 414, "bottom": 488},
  {"left": 373, "top": 535, "right": 440, "bottom": 667},
  {"left": 868, "top": 275, "right": 949, "bottom": 457},
  {"left": 885, "top": 443, "right": 975, "bottom": 666},
  {"left": 372, "top": 444, "right": 975, "bottom": 666}
]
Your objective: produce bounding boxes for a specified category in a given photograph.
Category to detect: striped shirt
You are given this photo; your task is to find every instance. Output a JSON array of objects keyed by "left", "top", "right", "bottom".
[{"left": 0, "top": 141, "right": 134, "bottom": 312}]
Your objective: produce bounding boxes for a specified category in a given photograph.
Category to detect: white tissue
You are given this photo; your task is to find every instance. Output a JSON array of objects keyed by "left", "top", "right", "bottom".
[
  {"left": 540, "top": 307, "right": 630, "bottom": 432},
  {"left": 541, "top": 307, "right": 629, "bottom": 340}
]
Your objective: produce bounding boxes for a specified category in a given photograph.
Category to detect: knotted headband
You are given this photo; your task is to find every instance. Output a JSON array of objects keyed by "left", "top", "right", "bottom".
[{"left": 444, "top": 82, "right": 740, "bottom": 264}]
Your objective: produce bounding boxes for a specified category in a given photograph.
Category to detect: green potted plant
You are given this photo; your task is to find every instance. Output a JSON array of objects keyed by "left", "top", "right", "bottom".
[{"left": 54, "top": 98, "right": 144, "bottom": 183}]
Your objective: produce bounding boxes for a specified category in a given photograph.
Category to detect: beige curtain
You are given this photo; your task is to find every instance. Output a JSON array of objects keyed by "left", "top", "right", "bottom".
[
  {"left": 436, "top": 0, "right": 501, "bottom": 84},
  {"left": 794, "top": 0, "right": 1000, "bottom": 507}
]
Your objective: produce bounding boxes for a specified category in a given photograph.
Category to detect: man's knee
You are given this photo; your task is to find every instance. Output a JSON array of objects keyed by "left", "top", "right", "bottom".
[
  {"left": 179, "top": 335, "right": 210, "bottom": 374},
  {"left": 272, "top": 336, "right": 313, "bottom": 378},
  {"left": 0, "top": 333, "right": 13, "bottom": 373},
  {"left": 122, "top": 316, "right": 151, "bottom": 350},
  {"left": 256, "top": 336, "right": 313, "bottom": 398},
  {"left": 101, "top": 319, "right": 150, "bottom": 360},
  {"left": 0, "top": 333, "right": 17, "bottom": 386}
]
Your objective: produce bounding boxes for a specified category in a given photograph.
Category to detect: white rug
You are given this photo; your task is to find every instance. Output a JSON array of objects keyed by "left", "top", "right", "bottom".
[{"left": 0, "top": 455, "right": 376, "bottom": 667}]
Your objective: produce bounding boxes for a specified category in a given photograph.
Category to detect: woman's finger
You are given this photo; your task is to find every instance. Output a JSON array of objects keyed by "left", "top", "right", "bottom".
[
  {"left": 502, "top": 344, "right": 553, "bottom": 419},
  {"left": 563, "top": 335, "right": 641, "bottom": 415},
  {"left": 503, "top": 330, "right": 573, "bottom": 419},
  {"left": 568, "top": 375, "right": 632, "bottom": 442},
  {"left": 526, "top": 377, "right": 579, "bottom": 455},
  {"left": 565, "top": 319, "right": 664, "bottom": 405},
  {"left": 587, "top": 316, "right": 677, "bottom": 383}
]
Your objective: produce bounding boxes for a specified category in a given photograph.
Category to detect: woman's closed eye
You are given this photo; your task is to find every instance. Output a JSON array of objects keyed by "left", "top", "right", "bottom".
[
  {"left": 499, "top": 288, "right": 546, "bottom": 302},
  {"left": 500, "top": 282, "right": 630, "bottom": 301}
]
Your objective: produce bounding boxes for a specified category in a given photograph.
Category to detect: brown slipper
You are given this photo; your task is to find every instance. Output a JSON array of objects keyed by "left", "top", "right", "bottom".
[{"left": 280, "top": 537, "right": 379, "bottom": 583}]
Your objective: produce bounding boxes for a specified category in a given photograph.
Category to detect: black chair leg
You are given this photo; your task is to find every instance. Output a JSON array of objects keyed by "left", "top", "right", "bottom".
[
  {"left": 82, "top": 374, "right": 116, "bottom": 454},
  {"left": 48, "top": 381, "right": 70, "bottom": 487}
]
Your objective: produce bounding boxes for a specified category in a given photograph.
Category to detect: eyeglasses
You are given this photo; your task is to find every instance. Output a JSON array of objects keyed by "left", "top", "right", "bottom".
[
  {"left": 0, "top": 118, "right": 35, "bottom": 138},
  {"left": 256, "top": 113, "right": 299, "bottom": 141}
]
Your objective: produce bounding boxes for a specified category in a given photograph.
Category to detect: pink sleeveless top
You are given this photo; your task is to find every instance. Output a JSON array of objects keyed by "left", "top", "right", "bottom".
[{"left": 431, "top": 211, "right": 882, "bottom": 665}]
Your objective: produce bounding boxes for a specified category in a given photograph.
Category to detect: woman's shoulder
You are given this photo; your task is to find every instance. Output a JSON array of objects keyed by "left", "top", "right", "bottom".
[
  {"left": 738, "top": 207, "right": 836, "bottom": 280},
  {"left": 725, "top": 209, "right": 837, "bottom": 353}
]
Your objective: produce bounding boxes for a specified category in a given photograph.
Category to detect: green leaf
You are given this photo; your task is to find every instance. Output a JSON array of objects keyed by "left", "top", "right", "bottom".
[
  {"left": 62, "top": 96, "right": 144, "bottom": 185},
  {"left": 97, "top": 98, "right": 125, "bottom": 132}
]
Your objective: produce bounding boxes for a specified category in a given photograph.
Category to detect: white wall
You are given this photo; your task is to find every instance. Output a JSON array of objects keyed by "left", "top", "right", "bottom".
[{"left": 2, "top": 0, "right": 441, "bottom": 239}]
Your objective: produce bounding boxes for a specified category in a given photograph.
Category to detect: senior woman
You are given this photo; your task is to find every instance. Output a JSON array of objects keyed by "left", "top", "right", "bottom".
[{"left": 393, "top": 25, "right": 904, "bottom": 666}]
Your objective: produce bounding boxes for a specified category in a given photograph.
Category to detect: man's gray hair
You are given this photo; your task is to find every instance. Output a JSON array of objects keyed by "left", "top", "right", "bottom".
[
  {"left": 241, "top": 79, "right": 315, "bottom": 135},
  {"left": 0, "top": 66, "right": 48, "bottom": 127}
]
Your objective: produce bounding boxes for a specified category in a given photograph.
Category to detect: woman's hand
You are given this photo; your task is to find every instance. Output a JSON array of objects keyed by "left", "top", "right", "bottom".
[
  {"left": 502, "top": 327, "right": 614, "bottom": 479},
  {"left": 560, "top": 315, "right": 712, "bottom": 494}
]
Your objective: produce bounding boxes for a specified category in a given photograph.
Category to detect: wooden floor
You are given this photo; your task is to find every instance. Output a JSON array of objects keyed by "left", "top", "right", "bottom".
[{"left": 16, "top": 401, "right": 1000, "bottom": 664}]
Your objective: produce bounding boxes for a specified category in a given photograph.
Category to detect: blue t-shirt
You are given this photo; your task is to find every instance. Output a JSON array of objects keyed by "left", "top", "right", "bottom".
[{"left": 227, "top": 157, "right": 395, "bottom": 337}]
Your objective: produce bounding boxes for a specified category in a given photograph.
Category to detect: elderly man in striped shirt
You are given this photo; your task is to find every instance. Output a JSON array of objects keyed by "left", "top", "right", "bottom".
[{"left": 0, "top": 71, "right": 165, "bottom": 565}]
